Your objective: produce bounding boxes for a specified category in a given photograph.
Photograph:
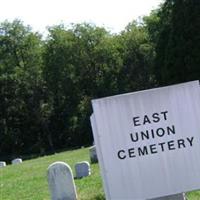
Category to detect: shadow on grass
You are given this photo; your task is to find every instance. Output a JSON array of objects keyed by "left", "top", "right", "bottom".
[{"left": 93, "top": 194, "right": 106, "bottom": 200}]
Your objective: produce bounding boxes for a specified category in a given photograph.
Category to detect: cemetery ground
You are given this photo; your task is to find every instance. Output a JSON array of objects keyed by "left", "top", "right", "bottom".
[
  {"left": 0, "top": 148, "right": 104, "bottom": 200},
  {"left": 0, "top": 147, "right": 200, "bottom": 200}
]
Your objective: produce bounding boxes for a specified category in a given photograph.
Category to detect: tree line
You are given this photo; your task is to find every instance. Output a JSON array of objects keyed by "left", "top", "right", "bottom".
[{"left": 1, "top": 0, "right": 200, "bottom": 160}]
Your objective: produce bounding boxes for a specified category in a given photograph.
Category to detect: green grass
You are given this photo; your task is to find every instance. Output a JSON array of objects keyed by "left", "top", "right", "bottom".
[
  {"left": 0, "top": 147, "right": 200, "bottom": 200},
  {"left": 0, "top": 147, "right": 105, "bottom": 200}
]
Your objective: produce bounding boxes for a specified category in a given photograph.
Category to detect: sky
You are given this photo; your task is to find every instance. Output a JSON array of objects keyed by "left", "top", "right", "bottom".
[{"left": 0, "top": 0, "right": 163, "bottom": 34}]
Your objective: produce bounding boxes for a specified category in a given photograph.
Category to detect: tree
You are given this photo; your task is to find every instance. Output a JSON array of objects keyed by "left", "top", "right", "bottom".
[
  {"left": 154, "top": 0, "right": 200, "bottom": 85},
  {"left": 117, "top": 21, "right": 155, "bottom": 93},
  {"left": 43, "top": 24, "right": 123, "bottom": 148},
  {"left": 0, "top": 20, "right": 44, "bottom": 157},
  {"left": 71, "top": 24, "right": 123, "bottom": 145}
]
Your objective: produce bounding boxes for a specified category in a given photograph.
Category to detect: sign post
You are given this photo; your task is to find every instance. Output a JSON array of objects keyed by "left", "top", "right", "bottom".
[{"left": 91, "top": 81, "right": 200, "bottom": 200}]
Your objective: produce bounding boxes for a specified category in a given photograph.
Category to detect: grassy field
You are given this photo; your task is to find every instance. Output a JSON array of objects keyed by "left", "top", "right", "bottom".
[
  {"left": 0, "top": 147, "right": 105, "bottom": 200},
  {"left": 0, "top": 147, "right": 200, "bottom": 200}
]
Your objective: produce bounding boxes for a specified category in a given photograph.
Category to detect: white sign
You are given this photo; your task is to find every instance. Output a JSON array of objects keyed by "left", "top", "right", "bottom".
[{"left": 91, "top": 81, "right": 200, "bottom": 200}]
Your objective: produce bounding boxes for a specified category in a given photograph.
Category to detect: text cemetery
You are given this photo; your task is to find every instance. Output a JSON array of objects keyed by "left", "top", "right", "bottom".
[{"left": 117, "top": 111, "right": 194, "bottom": 159}]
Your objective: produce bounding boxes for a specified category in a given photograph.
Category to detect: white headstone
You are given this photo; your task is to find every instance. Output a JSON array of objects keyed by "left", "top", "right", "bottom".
[
  {"left": 12, "top": 158, "right": 22, "bottom": 165},
  {"left": 91, "top": 81, "right": 200, "bottom": 200},
  {"left": 75, "top": 161, "right": 91, "bottom": 178},
  {"left": 0, "top": 161, "right": 6, "bottom": 168},
  {"left": 89, "top": 146, "right": 98, "bottom": 163},
  {"left": 48, "top": 161, "right": 77, "bottom": 200}
]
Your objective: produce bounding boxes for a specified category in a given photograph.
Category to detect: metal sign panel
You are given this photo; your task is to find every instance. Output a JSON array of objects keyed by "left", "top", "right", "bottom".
[{"left": 91, "top": 81, "right": 200, "bottom": 200}]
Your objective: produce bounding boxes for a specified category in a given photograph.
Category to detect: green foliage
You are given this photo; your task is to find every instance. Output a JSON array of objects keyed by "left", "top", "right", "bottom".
[
  {"left": 1, "top": 2, "right": 199, "bottom": 158},
  {"left": 0, "top": 20, "right": 44, "bottom": 158},
  {"left": 153, "top": 0, "right": 200, "bottom": 85},
  {"left": 0, "top": 19, "right": 156, "bottom": 157},
  {"left": 118, "top": 21, "right": 155, "bottom": 92}
]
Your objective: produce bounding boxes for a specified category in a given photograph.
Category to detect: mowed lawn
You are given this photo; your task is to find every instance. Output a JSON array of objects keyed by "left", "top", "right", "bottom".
[
  {"left": 0, "top": 147, "right": 105, "bottom": 200},
  {"left": 0, "top": 147, "right": 200, "bottom": 200}
]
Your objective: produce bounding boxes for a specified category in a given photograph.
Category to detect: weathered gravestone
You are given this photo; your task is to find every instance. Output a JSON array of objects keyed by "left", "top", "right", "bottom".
[
  {"left": 0, "top": 161, "right": 6, "bottom": 168},
  {"left": 91, "top": 81, "right": 200, "bottom": 200},
  {"left": 75, "top": 161, "right": 91, "bottom": 178},
  {"left": 12, "top": 158, "right": 22, "bottom": 165},
  {"left": 89, "top": 146, "right": 98, "bottom": 163},
  {"left": 48, "top": 161, "right": 77, "bottom": 200}
]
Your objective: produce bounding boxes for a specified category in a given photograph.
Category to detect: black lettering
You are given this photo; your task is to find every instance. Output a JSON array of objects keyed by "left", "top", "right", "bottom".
[
  {"left": 150, "top": 144, "right": 157, "bottom": 154},
  {"left": 152, "top": 113, "right": 160, "bottom": 123},
  {"left": 168, "top": 140, "right": 175, "bottom": 150},
  {"left": 158, "top": 142, "right": 165, "bottom": 151},
  {"left": 133, "top": 116, "right": 140, "bottom": 126},
  {"left": 161, "top": 111, "right": 168, "bottom": 120},
  {"left": 143, "top": 115, "right": 151, "bottom": 125},
  {"left": 177, "top": 139, "right": 186, "bottom": 149},
  {"left": 151, "top": 129, "right": 155, "bottom": 138},
  {"left": 141, "top": 130, "right": 150, "bottom": 140},
  {"left": 130, "top": 133, "right": 139, "bottom": 142},
  {"left": 118, "top": 150, "right": 126, "bottom": 159},
  {"left": 187, "top": 137, "right": 194, "bottom": 147},
  {"left": 128, "top": 148, "right": 136, "bottom": 158},
  {"left": 138, "top": 146, "right": 148, "bottom": 156},
  {"left": 156, "top": 127, "right": 165, "bottom": 137},
  {"left": 167, "top": 125, "right": 176, "bottom": 135}
]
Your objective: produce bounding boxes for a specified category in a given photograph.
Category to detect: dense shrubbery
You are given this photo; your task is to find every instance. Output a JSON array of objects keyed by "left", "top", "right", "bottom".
[{"left": 1, "top": 0, "right": 200, "bottom": 159}]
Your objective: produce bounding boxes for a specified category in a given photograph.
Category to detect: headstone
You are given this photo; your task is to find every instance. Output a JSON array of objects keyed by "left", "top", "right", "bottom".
[
  {"left": 91, "top": 81, "right": 200, "bottom": 200},
  {"left": 12, "top": 158, "right": 22, "bottom": 165},
  {"left": 47, "top": 161, "right": 77, "bottom": 200},
  {"left": 89, "top": 146, "right": 98, "bottom": 163},
  {"left": 0, "top": 161, "right": 6, "bottom": 168},
  {"left": 75, "top": 161, "right": 91, "bottom": 178}
]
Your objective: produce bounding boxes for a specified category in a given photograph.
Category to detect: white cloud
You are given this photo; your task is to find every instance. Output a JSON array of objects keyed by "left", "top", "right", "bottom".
[{"left": 0, "top": 0, "right": 163, "bottom": 33}]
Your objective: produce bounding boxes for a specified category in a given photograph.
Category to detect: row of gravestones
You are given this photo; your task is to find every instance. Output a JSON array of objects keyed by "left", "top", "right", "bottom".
[
  {"left": 0, "top": 146, "right": 98, "bottom": 200},
  {"left": 48, "top": 146, "right": 98, "bottom": 200},
  {"left": 0, "top": 158, "right": 23, "bottom": 167},
  {"left": 0, "top": 145, "right": 97, "bottom": 168}
]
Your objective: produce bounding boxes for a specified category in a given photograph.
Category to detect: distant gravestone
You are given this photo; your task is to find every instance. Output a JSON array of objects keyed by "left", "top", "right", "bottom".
[
  {"left": 12, "top": 158, "right": 22, "bottom": 165},
  {"left": 0, "top": 161, "right": 6, "bottom": 168},
  {"left": 75, "top": 161, "right": 91, "bottom": 178},
  {"left": 48, "top": 161, "right": 77, "bottom": 200},
  {"left": 89, "top": 146, "right": 98, "bottom": 163}
]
